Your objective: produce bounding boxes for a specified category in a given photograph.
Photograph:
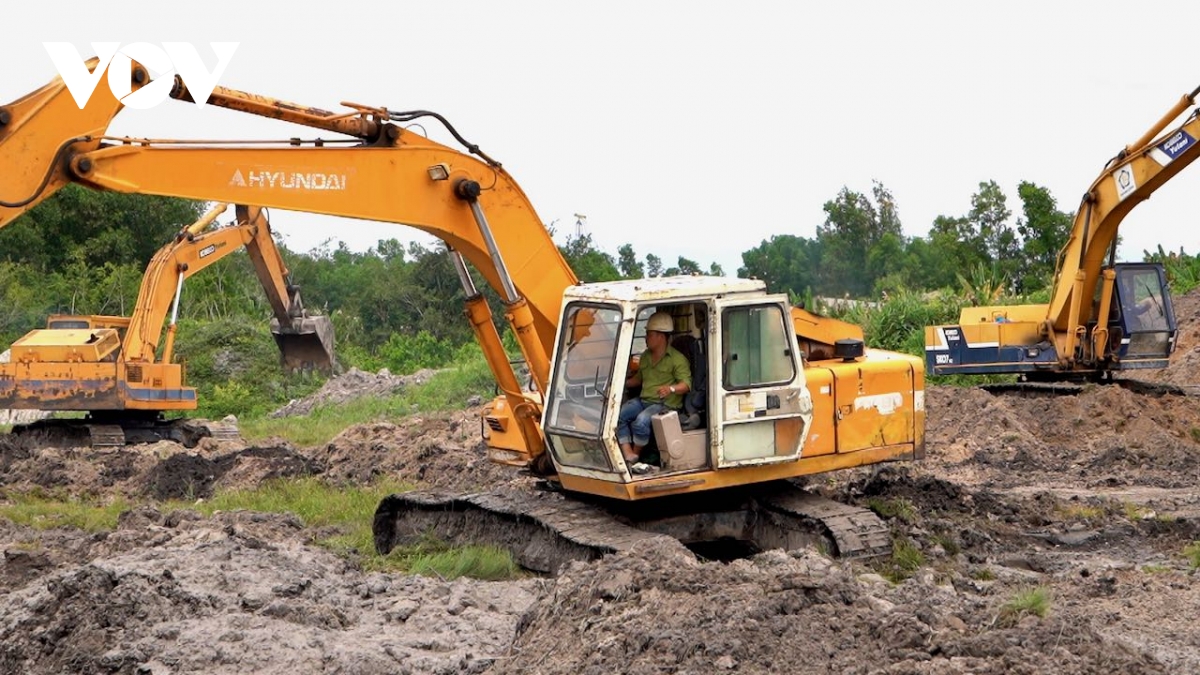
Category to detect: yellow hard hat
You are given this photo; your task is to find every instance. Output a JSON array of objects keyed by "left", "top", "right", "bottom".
[{"left": 647, "top": 312, "right": 674, "bottom": 333}]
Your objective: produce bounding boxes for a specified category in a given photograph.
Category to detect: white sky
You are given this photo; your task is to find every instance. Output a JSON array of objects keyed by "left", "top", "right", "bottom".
[{"left": 4, "top": 1, "right": 1200, "bottom": 278}]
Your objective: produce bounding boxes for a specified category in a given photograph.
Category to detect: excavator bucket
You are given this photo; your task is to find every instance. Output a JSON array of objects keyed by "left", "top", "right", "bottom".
[{"left": 271, "top": 315, "right": 337, "bottom": 374}]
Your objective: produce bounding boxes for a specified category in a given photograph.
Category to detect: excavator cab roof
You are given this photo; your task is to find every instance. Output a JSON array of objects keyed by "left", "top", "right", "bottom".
[{"left": 566, "top": 275, "right": 766, "bottom": 303}]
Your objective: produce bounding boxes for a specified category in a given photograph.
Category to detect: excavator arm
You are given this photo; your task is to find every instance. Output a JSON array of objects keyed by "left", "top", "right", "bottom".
[
  {"left": 0, "top": 58, "right": 131, "bottom": 216},
  {"left": 2, "top": 59, "right": 577, "bottom": 462},
  {"left": 0, "top": 66, "right": 576, "bottom": 394},
  {"left": 122, "top": 202, "right": 335, "bottom": 373}
]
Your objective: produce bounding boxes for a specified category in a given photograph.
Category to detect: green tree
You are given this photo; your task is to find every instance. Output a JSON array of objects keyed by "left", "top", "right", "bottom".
[
  {"left": 664, "top": 256, "right": 702, "bottom": 276},
  {"left": 0, "top": 186, "right": 205, "bottom": 272},
  {"left": 645, "top": 253, "right": 663, "bottom": 278},
  {"left": 969, "top": 180, "right": 1018, "bottom": 281},
  {"left": 617, "top": 243, "right": 644, "bottom": 279},
  {"left": 559, "top": 233, "right": 620, "bottom": 283},
  {"left": 896, "top": 236, "right": 952, "bottom": 291},
  {"left": 1015, "top": 181, "right": 1072, "bottom": 293},
  {"left": 866, "top": 231, "right": 907, "bottom": 296},
  {"left": 925, "top": 214, "right": 985, "bottom": 290},
  {"left": 817, "top": 181, "right": 903, "bottom": 297},
  {"left": 738, "top": 234, "right": 822, "bottom": 296}
]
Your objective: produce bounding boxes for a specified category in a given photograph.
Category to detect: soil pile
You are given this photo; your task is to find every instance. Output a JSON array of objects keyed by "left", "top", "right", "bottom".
[
  {"left": 497, "top": 540, "right": 1164, "bottom": 675},
  {"left": 269, "top": 367, "right": 439, "bottom": 418},
  {"left": 0, "top": 509, "right": 543, "bottom": 675}
]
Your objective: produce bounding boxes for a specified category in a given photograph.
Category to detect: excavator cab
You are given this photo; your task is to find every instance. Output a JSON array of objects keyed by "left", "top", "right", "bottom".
[
  {"left": 1109, "top": 263, "right": 1176, "bottom": 363},
  {"left": 540, "top": 277, "right": 816, "bottom": 493}
]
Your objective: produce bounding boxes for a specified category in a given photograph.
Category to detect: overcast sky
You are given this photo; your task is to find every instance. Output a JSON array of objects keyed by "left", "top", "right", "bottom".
[{"left": 4, "top": 1, "right": 1200, "bottom": 279}]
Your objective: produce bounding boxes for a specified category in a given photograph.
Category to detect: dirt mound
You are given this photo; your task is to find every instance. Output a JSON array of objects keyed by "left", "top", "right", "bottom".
[
  {"left": 0, "top": 435, "right": 323, "bottom": 502},
  {"left": 924, "top": 382, "right": 1200, "bottom": 490},
  {"left": 269, "top": 367, "right": 439, "bottom": 418},
  {"left": 315, "top": 410, "right": 518, "bottom": 492},
  {"left": 497, "top": 539, "right": 1162, "bottom": 675},
  {"left": 0, "top": 405, "right": 515, "bottom": 506},
  {"left": 0, "top": 508, "right": 543, "bottom": 675}
]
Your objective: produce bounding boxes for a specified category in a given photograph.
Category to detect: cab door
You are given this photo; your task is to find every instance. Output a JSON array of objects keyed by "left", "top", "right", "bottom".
[{"left": 712, "top": 298, "right": 813, "bottom": 468}]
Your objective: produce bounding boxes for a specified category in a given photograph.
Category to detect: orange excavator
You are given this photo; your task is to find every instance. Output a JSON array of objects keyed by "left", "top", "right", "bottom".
[
  {"left": 1, "top": 56, "right": 923, "bottom": 568},
  {"left": 1, "top": 201, "right": 334, "bottom": 447}
]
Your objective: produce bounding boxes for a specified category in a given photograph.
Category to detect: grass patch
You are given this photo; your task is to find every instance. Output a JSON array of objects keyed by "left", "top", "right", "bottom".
[
  {"left": 238, "top": 356, "right": 495, "bottom": 447},
  {"left": 0, "top": 492, "right": 132, "bottom": 532},
  {"left": 1057, "top": 502, "right": 1104, "bottom": 522},
  {"left": 931, "top": 533, "right": 961, "bottom": 556},
  {"left": 970, "top": 567, "right": 996, "bottom": 581},
  {"left": 878, "top": 538, "right": 925, "bottom": 583},
  {"left": 996, "top": 586, "right": 1050, "bottom": 626},
  {"left": 1142, "top": 564, "right": 1171, "bottom": 574},
  {"left": 866, "top": 497, "right": 916, "bottom": 523},
  {"left": 174, "top": 476, "right": 410, "bottom": 529},
  {"left": 1121, "top": 501, "right": 1149, "bottom": 521},
  {"left": 168, "top": 476, "right": 523, "bottom": 579},
  {"left": 1, "top": 476, "right": 523, "bottom": 581},
  {"left": 1183, "top": 541, "right": 1200, "bottom": 569},
  {"left": 407, "top": 544, "right": 521, "bottom": 581},
  {"left": 170, "top": 475, "right": 407, "bottom": 567}
]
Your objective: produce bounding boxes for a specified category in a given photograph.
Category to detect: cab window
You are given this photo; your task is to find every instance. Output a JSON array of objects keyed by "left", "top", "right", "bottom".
[{"left": 722, "top": 305, "right": 795, "bottom": 389}]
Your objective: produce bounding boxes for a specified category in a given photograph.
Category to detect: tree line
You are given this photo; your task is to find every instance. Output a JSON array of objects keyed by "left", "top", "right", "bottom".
[
  {"left": 1, "top": 177, "right": 1185, "bottom": 388},
  {"left": 736, "top": 180, "right": 1074, "bottom": 303}
]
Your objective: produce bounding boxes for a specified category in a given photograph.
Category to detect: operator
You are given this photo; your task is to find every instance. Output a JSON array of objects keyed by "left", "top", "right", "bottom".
[
  {"left": 617, "top": 311, "right": 691, "bottom": 466},
  {"left": 1127, "top": 293, "right": 1164, "bottom": 330},
  {"left": 1120, "top": 279, "right": 1165, "bottom": 331}
]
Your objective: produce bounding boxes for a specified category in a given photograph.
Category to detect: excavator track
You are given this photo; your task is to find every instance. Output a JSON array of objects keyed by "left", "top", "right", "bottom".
[
  {"left": 758, "top": 490, "right": 893, "bottom": 560},
  {"left": 12, "top": 416, "right": 241, "bottom": 449},
  {"left": 373, "top": 481, "right": 894, "bottom": 574},
  {"left": 374, "top": 489, "right": 667, "bottom": 574}
]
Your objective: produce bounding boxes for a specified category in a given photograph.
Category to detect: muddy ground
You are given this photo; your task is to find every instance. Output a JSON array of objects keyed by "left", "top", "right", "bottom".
[{"left": 4, "top": 294, "right": 1200, "bottom": 674}]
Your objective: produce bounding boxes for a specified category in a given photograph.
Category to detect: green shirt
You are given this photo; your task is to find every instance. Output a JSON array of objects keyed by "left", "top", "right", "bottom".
[{"left": 638, "top": 346, "right": 691, "bottom": 409}]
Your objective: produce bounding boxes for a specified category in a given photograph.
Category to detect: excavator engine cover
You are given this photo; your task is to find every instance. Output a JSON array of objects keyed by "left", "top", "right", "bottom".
[{"left": 271, "top": 315, "right": 336, "bottom": 374}]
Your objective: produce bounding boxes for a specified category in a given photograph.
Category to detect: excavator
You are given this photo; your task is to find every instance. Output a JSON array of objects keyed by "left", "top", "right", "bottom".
[
  {"left": 1, "top": 56, "right": 923, "bottom": 570},
  {"left": 924, "top": 86, "right": 1200, "bottom": 383},
  {"left": 1, "top": 201, "right": 335, "bottom": 447}
]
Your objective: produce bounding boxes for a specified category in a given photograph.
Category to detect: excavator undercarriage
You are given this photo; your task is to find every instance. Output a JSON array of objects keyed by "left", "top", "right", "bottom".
[
  {"left": 10, "top": 412, "right": 240, "bottom": 448},
  {"left": 373, "top": 481, "right": 893, "bottom": 574}
]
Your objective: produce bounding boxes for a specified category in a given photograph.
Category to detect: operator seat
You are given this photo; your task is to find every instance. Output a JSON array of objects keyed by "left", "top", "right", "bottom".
[{"left": 671, "top": 334, "right": 707, "bottom": 430}]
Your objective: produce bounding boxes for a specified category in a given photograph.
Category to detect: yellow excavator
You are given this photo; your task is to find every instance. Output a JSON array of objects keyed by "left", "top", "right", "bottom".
[
  {"left": 1, "top": 201, "right": 335, "bottom": 447},
  {"left": 1, "top": 56, "right": 923, "bottom": 568},
  {"left": 925, "top": 86, "right": 1200, "bottom": 383}
]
